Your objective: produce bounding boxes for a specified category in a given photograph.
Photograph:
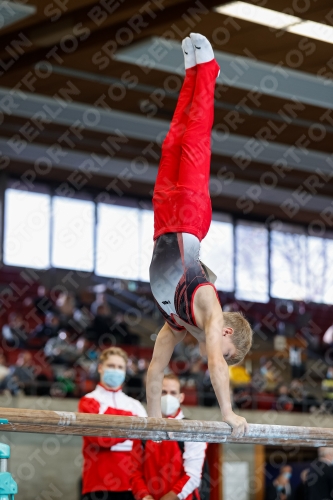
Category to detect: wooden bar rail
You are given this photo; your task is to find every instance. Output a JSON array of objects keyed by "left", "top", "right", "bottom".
[{"left": 0, "top": 407, "right": 332, "bottom": 447}]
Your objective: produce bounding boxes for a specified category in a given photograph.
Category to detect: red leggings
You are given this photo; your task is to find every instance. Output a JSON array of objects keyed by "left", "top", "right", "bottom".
[{"left": 153, "top": 58, "right": 220, "bottom": 242}]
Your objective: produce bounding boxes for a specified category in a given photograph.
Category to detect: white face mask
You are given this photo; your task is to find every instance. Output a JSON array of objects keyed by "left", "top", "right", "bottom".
[{"left": 161, "top": 394, "right": 180, "bottom": 416}]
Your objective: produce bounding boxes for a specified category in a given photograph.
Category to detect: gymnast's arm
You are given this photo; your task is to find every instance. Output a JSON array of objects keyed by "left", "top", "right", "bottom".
[
  {"left": 147, "top": 322, "right": 186, "bottom": 418},
  {"left": 194, "top": 286, "right": 248, "bottom": 437}
]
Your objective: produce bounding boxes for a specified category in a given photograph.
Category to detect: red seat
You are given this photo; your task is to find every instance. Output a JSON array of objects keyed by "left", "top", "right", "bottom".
[
  {"left": 255, "top": 392, "right": 276, "bottom": 410},
  {"left": 183, "top": 387, "right": 198, "bottom": 406}
]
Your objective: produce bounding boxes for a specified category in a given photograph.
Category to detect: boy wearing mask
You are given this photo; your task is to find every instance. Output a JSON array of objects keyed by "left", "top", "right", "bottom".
[
  {"left": 266, "top": 466, "right": 293, "bottom": 500},
  {"left": 79, "top": 347, "right": 147, "bottom": 500},
  {"left": 131, "top": 374, "right": 207, "bottom": 500}
]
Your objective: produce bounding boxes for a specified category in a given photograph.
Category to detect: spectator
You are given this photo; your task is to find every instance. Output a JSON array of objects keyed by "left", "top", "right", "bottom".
[
  {"left": 294, "top": 469, "right": 309, "bottom": 500},
  {"left": 111, "top": 312, "right": 139, "bottom": 345},
  {"left": 0, "top": 353, "right": 9, "bottom": 383},
  {"left": 173, "top": 334, "right": 201, "bottom": 376},
  {"left": 71, "top": 306, "right": 93, "bottom": 338},
  {"left": 137, "top": 358, "right": 149, "bottom": 375},
  {"left": 289, "top": 346, "right": 304, "bottom": 379},
  {"left": 32, "top": 312, "right": 61, "bottom": 339},
  {"left": 79, "top": 347, "right": 146, "bottom": 500},
  {"left": 131, "top": 373, "right": 207, "bottom": 500},
  {"left": 265, "top": 465, "right": 294, "bottom": 500},
  {"left": 254, "top": 360, "right": 281, "bottom": 393},
  {"left": 50, "top": 367, "right": 76, "bottom": 398},
  {"left": 199, "top": 369, "right": 218, "bottom": 407},
  {"left": 290, "top": 379, "right": 319, "bottom": 413},
  {"left": 323, "top": 323, "right": 333, "bottom": 350},
  {"left": 275, "top": 384, "right": 294, "bottom": 412},
  {"left": 56, "top": 291, "right": 75, "bottom": 324},
  {"left": 321, "top": 367, "right": 333, "bottom": 404},
  {"left": 2, "top": 312, "right": 28, "bottom": 347},
  {"left": 33, "top": 285, "right": 53, "bottom": 316},
  {"left": 1, "top": 352, "right": 37, "bottom": 395},
  {"left": 75, "top": 345, "right": 100, "bottom": 379},
  {"left": 305, "top": 447, "right": 333, "bottom": 500},
  {"left": 44, "top": 330, "right": 82, "bottom": 364},
  {"left": 126, "top": 357, "right": 144, "bottom": 402},
  {"left": 86, "top": 304, "right": 113, "bottom": 342},
  {"left": 90, "top": 292, "right": 112, "bottom": 317}
]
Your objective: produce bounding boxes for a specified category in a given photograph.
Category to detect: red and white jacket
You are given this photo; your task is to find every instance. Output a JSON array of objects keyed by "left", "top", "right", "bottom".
[
  {"left": 131, "top": 409, "right": 207, "bottom": 500},
  {"left": 79, "top": 383, "right": 147, "bottom": 494}
]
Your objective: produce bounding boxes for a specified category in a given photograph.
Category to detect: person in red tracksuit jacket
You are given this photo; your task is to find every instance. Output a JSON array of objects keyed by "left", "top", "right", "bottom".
[
  {"left": 131, "top": 373, "right": 207, "bottom": 500},
  {"left": 79, "top": 347, "right": 147, "bottom": 500}
]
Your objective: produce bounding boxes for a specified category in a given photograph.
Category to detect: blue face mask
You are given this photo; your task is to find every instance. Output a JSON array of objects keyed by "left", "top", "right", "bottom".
[
  {"left": 283, "top": 472, "right": 292, "bottom": 480},
  {"left": 261, "top": 367, "right": 268, "bottom": 375},
  {"left": 102, "top": 369, "right": 125, "bottom": 388}
]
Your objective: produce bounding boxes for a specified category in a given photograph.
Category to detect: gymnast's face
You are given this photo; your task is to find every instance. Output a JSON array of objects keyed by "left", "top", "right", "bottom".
[{"left": 222, "top": 326, "right": 237, "bottom": 362}]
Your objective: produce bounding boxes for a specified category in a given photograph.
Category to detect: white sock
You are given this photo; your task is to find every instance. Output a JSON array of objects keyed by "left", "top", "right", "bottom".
[
  {"left": 182, "top": 37, "right": 196, "bottom": 69},
  {"left": 190, "top": 33, "right": 214, "bottom": 65}
]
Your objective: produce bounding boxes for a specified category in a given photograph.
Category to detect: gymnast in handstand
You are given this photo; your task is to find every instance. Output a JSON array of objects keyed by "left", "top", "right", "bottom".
[{"left": 147, "top": 33, "right": 253, "bottom": 437}]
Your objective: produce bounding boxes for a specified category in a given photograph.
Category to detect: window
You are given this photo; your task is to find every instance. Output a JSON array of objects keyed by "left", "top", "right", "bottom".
[
  {"left": 200, "top": 216, "right": 234, "bottom": 291},
  {"left": 324, "top": 238, "right": 333, "bottom": 304},
  {"left": 307, "top": 235, "right": 333, "bottom": 305},
  {"left": 96, "top": 204, "right": 140, "bottom": 280},
  {"left": 4, "top": 189, "right": 50, "bottom": 269},
  {"left": 139, "top": 209, "right": 154, "bottom": 282},
  {"left": 270, "top": 224, "right": 307, "bottom": 300},
  {"left": 5, "top": 186, "right": 333, "bottom": 307},
  {"left": 52, "top": 197, "right": 95, "bottom": 271},
  {"left": 235, "top": 221, "right": 269, "bottom": 303}
]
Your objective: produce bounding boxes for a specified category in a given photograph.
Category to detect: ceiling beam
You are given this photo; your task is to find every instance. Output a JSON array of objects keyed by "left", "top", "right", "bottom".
[
  {"left": 0, "top": 0, "right": 103, "bottom": 37},
  {"left": 114, "top": 37, "right": 333, "bottom": 110},
  {"left": 47, "top": 64, "right": 333, "bottom": 133},
  {"left": 1, "top": 137, "right": 331, "bottom": 214},
  {"left": 0, "top": 0, "right": 212, "bottom": 73},
  {"left": 0, "top": 1, "right": 36, "bottom": 31},
  {"left": 0, "top": 86, "right": 332, "bottom": 175}
]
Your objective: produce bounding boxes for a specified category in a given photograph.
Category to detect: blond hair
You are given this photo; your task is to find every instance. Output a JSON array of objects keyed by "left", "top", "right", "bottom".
[
  {"left": 99, "top": 347, "right": 128, "bottom": 365},
  {"left": 163, "top": 372, "right": 181, "bottom": 388},
  {"left": 224, "top": 312, "right": 253, "bottom": 365}
]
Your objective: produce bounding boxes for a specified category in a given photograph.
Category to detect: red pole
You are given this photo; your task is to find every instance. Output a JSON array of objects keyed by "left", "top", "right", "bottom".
[{"left": 206, "top": 443, "right": 223, "bottom": 500}]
